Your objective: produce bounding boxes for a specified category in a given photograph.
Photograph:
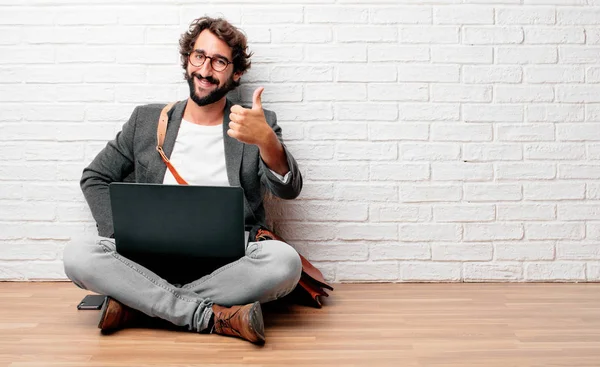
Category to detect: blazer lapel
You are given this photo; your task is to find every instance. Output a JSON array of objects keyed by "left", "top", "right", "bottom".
[
  {"left": 148, "top": 100, "right": 186, "bottom": 183},
  {"left": 223, "top": 98, "right": 243, "bottom": 187},
  {"left": 147, "top": 98, "right": 243, "bottom": 186}
]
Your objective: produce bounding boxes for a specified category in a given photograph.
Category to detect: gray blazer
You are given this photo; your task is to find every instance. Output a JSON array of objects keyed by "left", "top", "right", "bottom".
[{"left": 81, "top": 98, "right": 303, "bottom": 238}]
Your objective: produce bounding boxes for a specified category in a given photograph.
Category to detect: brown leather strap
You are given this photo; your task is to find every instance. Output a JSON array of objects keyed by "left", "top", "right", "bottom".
[
  {"left": 157, "top": 102, "right": 176, "bottom": 147},
  {"left": 156, "top": 102, "right": 188, "bottom": 185}
]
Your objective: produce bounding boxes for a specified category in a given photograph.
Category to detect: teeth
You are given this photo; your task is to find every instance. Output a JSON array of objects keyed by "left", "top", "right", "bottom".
[{"left": 196, "top": 77, "right": 214, "bottom": 85}]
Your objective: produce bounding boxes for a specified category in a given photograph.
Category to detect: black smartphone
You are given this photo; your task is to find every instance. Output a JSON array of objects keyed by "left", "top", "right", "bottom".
[{"left": 77, "top": 295, "right": 107, "bottom": 310}]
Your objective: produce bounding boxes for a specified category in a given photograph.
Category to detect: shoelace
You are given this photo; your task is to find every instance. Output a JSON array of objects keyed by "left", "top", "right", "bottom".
[{"left": 215, "top": 308, "right": 243, "bottom": 337}]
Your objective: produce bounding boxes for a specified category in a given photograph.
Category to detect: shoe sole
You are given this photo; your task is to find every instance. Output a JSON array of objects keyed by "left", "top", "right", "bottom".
[
  {"left": 249, "top": 301, "right": 266, "bottom": 344},
  {"left": 97, "top": 296, "right": 113, "bottom": 331}
]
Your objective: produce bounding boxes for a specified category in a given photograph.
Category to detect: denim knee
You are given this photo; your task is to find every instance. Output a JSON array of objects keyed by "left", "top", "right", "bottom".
[
  {"left": 261, "top": 240, "right": 302, "bottom": 296},
  {"left": 62, "top": 241, "right": 100, "bottom": 289}
]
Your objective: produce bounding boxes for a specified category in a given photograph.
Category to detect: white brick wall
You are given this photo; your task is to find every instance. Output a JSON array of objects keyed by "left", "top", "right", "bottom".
[{"left": 1, "top": 0, "right": 600, "bottom": 283}]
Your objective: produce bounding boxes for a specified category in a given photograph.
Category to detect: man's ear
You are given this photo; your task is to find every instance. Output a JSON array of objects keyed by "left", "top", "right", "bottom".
[{"left": 233, "top": 71, "right": 242, "bottom": 82}]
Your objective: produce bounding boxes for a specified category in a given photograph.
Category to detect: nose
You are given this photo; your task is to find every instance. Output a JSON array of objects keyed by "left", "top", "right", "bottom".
[{"left": 198, "top": 58, "right": 213, "bottom": 77}]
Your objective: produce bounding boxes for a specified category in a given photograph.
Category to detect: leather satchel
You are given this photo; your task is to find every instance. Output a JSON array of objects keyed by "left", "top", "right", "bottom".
[{"left": 155, "top": 103, "right": 334, "bottom": 308}]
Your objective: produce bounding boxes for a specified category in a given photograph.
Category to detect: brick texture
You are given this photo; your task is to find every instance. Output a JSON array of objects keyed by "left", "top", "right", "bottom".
[{"left": 1, "top": 1, "right": 599, "bottom": 282}]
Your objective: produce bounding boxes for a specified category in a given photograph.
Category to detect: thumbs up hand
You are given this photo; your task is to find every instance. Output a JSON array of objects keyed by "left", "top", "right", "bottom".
[{"left": 228, "top": 87, "right": 275, "bottom": 148}]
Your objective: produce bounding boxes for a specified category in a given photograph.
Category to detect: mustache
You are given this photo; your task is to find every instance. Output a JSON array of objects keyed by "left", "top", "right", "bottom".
[{"left": 192, "top": 72, "right": 218, "bottom": 85}]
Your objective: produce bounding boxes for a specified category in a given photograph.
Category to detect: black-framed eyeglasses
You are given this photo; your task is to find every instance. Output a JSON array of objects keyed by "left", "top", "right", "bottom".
[{"left": 187, "top": 51, "right": 232, "bottom": 72}]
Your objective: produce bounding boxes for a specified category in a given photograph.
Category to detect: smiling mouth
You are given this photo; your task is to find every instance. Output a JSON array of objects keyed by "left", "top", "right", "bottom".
[{"left": 195, "top": 75, "right": 217, "bottom": 89}]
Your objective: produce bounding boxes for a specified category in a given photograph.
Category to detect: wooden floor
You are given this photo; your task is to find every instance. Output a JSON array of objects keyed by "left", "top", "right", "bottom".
[{"left": 1, "top": 283, "right": 600, "bottom": 367}]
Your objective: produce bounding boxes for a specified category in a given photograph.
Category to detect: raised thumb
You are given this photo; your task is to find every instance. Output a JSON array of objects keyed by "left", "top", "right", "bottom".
[{"left": 252, "top": 87, "right": 264, "bottom": 110}]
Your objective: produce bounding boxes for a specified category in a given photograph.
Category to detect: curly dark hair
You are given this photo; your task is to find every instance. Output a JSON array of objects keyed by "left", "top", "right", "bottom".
[{"left": 179, "top": 17, "right": 252, "bottom": 76}]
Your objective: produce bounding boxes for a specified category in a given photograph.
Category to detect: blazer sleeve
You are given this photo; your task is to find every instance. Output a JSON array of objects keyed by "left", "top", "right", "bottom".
[
  {"left": 258, "top": 109, "right": 303, "bottom": 200},
  {"left": 80, "top": 106, "right": 139, "bottom": 237}
]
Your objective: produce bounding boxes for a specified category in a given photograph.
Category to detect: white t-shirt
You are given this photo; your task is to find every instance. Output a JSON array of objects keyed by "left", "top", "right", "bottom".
[
  {"left": 163, "top": 119, "right": 229, "bottom": 186},
  {"left": 162, "top": 118, "right": 291, "bottom": 185}
]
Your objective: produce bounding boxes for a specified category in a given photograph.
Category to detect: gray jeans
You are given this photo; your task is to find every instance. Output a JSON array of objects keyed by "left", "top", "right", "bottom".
[{"left": 63, "top": 237, "right": 302, "bottom": 333}]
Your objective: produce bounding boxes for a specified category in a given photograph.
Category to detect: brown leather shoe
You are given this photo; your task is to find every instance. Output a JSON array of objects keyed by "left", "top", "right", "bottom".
[
  {"left": 212, "top": 301, "right": 265, "bottom": 344},
  {"left": 98, "top": 297, "right": 142, "bottom": 333}
]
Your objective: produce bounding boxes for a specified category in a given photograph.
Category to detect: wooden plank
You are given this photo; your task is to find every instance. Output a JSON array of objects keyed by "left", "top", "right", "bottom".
[{"left": 0, "top": 282, "right": 599, "bottom": 366}]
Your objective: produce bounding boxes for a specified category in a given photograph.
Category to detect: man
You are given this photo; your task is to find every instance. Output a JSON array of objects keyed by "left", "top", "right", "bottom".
[{"left": 62, "top": 16, "right": 303, "bottom": 345}]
